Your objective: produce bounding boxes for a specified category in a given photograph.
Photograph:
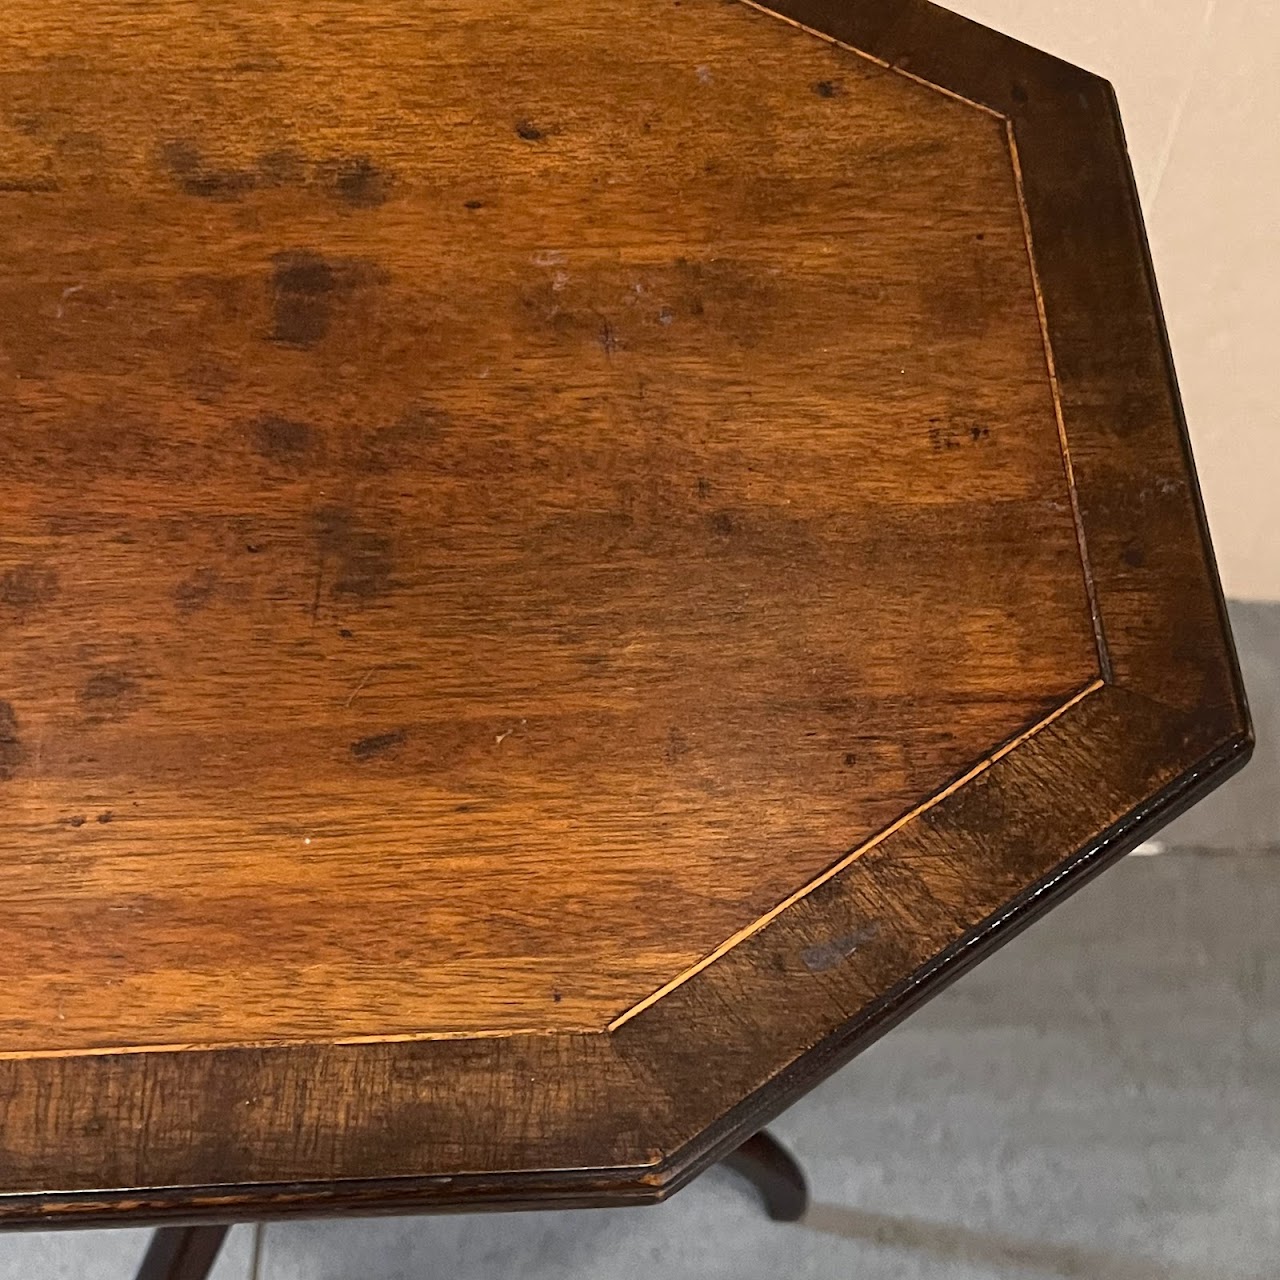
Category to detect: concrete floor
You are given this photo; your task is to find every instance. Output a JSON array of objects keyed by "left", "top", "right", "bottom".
[{"left": 3, "top": 851, "right": 1276, "bottom": 1280}]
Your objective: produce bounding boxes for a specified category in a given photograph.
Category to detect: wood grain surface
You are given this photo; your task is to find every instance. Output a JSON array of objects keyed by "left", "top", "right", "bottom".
[
  {"left": 0, "top": 0, "right": 1099, "bottom": 1056},
  {"left": 0, "top": 0, "right": 1249, "bottom": 1226}
]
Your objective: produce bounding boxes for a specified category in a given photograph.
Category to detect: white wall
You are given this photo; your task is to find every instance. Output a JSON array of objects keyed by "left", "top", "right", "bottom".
[{"left": 945, "top": 0, "right": 1279, "bottom": 602}]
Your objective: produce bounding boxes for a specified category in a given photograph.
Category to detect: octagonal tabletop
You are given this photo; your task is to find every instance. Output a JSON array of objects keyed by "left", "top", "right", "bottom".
[{"left": 0, "top": 0, "right": 1250, "bottom": 1226}]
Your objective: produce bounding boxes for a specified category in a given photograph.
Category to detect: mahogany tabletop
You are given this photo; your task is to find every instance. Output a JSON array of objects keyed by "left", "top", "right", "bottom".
[{"left": 0, "top": 0, "right": 1250, "bottom": 1227}]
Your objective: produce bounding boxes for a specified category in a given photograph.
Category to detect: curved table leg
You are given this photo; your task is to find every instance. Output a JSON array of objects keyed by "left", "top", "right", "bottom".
[
  {"left": 134, "top": 1225, "right": 230, "bottom": 1280},
  {"left": 722, "top": 1130, "right": 809, "bottom": 1222}
]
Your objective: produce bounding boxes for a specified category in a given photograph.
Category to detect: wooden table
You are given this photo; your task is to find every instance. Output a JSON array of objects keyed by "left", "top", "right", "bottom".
[{"left": 0, "top": 0, "right": 1251, "bottom": 1273}]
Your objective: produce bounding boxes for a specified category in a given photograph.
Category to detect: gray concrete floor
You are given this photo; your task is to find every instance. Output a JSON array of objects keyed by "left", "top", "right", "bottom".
[{"left": 2, "top": 850, "right": 1276, "bottom": 1280}]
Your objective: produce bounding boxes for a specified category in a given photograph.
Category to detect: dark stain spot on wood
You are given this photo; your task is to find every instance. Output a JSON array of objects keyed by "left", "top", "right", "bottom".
[
  {"left": 97, "top": 811, "right": 114, "bottom": 824},
  {"left": 314, "top": 506, "right": 394, "bottom": 599},
  {"left": 1122, "top": 542, "right": 1146, "bottom": 569},
  {"left": 801, "top": 924, "right": 879, "bottom": 973},
  {"left": 0, "top": 563, "right": 60, "bottom": 609},
  {"left": 928, "top": 423, "right": 959, "bottom": 452},
  {"left": 328, "top": 155, "right": 392, "bottom": 207},
  {"left": 160, "top": 139, "right": 256, "bottom": 199},
  {"left": 58, "top": 814, "right": 87, "bottom": 828},
  {"left": 174, "top": 568, "right": 219, "bottom": 615},
  {"left": 338, "top": 628, "right": 354, "bottom": 639},
  {"left": 78, "top": 670, "right": 141, "bottom": 723},
  {"left": 813, "top": 80, "right": 840, "bottom": 98},
  {"left": 245, "top": 543, "right": 263, "bottom": 555},
  {"left": 0, "top": 700, "right": 24, "bottom": 781},
  {"left": 81, "top": 671, "right": 135, "bottom": 703},
  {"left": 929, "top": 422, "right": 990, "bottom": 452},
  {"left": 843, "top": 752, "right": 857, "bottom": 767},
  {"left": 257, "top": 146, "right": 306, "bottom": 186},
  {"left": 270, "top": 250, "right": 336, "bottom": 347},
  {"left": 184, "top": 170, "right": 257, "bottom": 199},
  {"left": 515, "top": 120, "right": 545, "bottom": 142},
  {"left": 0, "top": 176, "right": 59, "bottom": 193},
  {"left": 269, "top": 250, "right": 384, "bottom": 349},
  {"left": 666, "top": 728, "right": 690, "bottom": 764},
  {"left": 356, "top": 406, "right": 448, "bottom": 473},
  {"left": 697, "top": 477, "right": 713, "bottom": 499},
  {"left": 250, "top": 415, "right": 319, "bottom": 462},
  {"left": 598, "top": 321, "right": 620, "bottom": 356},
  {"left": 464, "top": 199, "right": 484, "bottom": 210},
  {"left": 552, "top": 989, "right": 563, "bottom": 1004},
  {"left": 57, "top": 130, "right": 105, "bottom": 162},
  {"left": 351, "top": 729, "right": 406, "bottom": 761},
  {"left": 709, "top": 510, "right": 735, "bottom": 537}
]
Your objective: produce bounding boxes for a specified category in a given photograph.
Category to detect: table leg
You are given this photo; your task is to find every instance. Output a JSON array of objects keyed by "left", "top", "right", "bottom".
[
  {"left": 722, "top": 1129, "right": 809, "bottom": 1222},
  {"left": 134, "top": 1225, "right": 230, "bottom": 1280}
]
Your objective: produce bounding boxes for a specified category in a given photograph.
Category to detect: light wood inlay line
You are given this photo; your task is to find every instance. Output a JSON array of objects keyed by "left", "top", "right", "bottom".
[
  {"left": 0, "top": 0, "right": 1248, "bottom": 1224},
  {"left": 0, "top": 683, "right": 1107, "bottom": 1062},
  {"left": 740, "top": 0, "right": 1008, "bottom": 120},
  {"left": 746, "top": 0, "right": 1110, "bottom": 683},
  {"left": 1006, "top": 120, "right": 1113, "bottom": 682},
  {"left": 0, "top": 0, "right": 1119, "bottom": 1057},
  {"left": 609, "top": 677, "right": 1107, "bottom": 1031},
  {"left": 0, "top": 1023, "right": 594, "bottom": 1063}
]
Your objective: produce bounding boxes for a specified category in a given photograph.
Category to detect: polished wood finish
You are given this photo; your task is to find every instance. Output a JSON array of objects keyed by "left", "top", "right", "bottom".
[
  {"left": 0, "top": 0, "right": 1097, "bottom": 1057},
  {"left": 0, "top": 0, "right": 1249, "bottom": 1227}
]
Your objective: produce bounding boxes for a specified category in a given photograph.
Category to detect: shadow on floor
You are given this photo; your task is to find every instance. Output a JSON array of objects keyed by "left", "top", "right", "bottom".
[{"left": 804, "top": 1203, "right": 1208, "bottom": 1280}]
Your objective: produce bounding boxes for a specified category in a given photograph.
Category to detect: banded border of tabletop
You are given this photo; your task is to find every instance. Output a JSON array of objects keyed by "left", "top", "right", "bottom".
[{"left": 0, "top": 0, "right": 1252, "bottom": 1227}]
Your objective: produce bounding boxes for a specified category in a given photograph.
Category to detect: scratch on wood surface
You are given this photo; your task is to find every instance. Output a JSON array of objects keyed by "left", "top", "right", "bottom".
[
  {"left": 801, "top": 924, "right": 880, "bottom": 972},
  {"left": 309, "top": 557, "right": 324, "bottom": 625},
  {"left": 345, "top": 666, "right": 381, "bottom": 707},
  {"left": 55, "top": 283, "right": 84, "bottom": 318}
]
